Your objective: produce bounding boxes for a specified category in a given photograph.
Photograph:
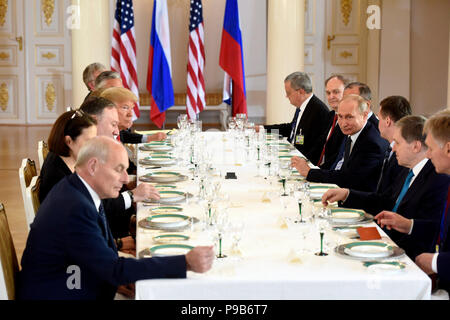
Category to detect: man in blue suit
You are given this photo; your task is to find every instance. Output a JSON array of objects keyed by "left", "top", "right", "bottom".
[
  {"left": 375, "top": 110, "right": 450, "bottom": 295},
  {"left": 291, "top": 94, "right": 389, "bottom": 192},
  {"left": 322, "top": 115, "right": 450, "bottom": 259},
  {"left": 17, "top": 136, "right": 214, "bottom": 300}
]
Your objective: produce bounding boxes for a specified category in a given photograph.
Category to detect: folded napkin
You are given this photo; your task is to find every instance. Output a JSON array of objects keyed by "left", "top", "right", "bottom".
[
  {"left": 277, "top": 216, "right": 288, "bottom": 229},
  {"left": 229, "top": 202, "right": 244, "bottom": 208},
  {"left": 261, "top": 192, "right": 271, "bottom": 203},
  {"left": 230, "top": 245, "right": 243, "bottom": 257},
  {"left": 287, "top": 249, "right": 303, "bottom": 264}
]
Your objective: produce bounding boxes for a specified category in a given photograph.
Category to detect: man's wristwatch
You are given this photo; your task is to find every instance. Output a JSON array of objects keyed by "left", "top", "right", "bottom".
[{"left": 127, "top": 190, "right": 134, "bottom": 202}]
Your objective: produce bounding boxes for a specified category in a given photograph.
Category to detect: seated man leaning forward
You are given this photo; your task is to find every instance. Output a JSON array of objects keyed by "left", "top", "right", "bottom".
[
  {"left": 17, "top": 136, "right": 214, "bottom": 300},
  {"left": 291, "top": 94, "right": 389, "bottom": 192}
]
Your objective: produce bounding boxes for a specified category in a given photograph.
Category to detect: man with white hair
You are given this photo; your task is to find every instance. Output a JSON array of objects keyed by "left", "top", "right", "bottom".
[{"left": 17, "top": 136, "right": 214, "bottom": 300}]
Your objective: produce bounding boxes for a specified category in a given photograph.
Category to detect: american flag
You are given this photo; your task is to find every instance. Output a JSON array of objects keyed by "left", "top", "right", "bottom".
[
  {"left": 186, "top": 0, "right": 205, "bottom": 120},
  {"left": 111, "top": 0, "right": 140, "bottom": 120}
]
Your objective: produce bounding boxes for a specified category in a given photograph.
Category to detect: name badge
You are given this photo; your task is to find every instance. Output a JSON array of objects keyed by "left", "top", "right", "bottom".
[{"left": 295, "top": 134, "right": 304, "bottom": 145}]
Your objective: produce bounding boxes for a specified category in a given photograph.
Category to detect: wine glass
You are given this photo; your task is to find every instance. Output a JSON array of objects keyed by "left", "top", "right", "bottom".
[
  {"left": 315, "top": 218, "right": 330, "bottom": 256},
  {"left": 278, "top": 161, "right": 291, "bottom": 196},
  {"left": 177, "top": 114, "right": 187, "bottom": 130},
  {"left": 230, "top": 221, "right": 245, "bottom": 259},
  {"left": 227, "top": 117, "right": 236, "bottom": 131},
  {"left": 215, "top": 208, "right": 229, "bottom": 259}
]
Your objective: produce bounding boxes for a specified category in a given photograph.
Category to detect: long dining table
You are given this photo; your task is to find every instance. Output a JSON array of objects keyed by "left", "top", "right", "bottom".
[{"left": 134, "top": 131, "right": 431, "bottom": 300}]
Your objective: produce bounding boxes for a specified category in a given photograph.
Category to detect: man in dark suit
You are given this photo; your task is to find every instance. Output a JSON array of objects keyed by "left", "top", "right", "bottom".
[
  {"left": 344, "top": 82, "right": 379, "bottom": 130},
  {"left": 17, "top": 136, "right": 214, "bottom": 300},
  {"left": 323, "top": 115, "right": 450, "bottom": 259},
  {"left": 263, "top": 72, "right": 329, "bottom": 164},
  {"left": 375, "top": 110, "right": 450, "bottom": 295},
  {"left": 314, "top": 75, "right": 348, "bottom": 169},
  {"left": 80, "top": 97, "right": 160, "bottom": 254},
  {"left": 82, "top": 62, "right": 106, "bottom": 102},
  {"left": 291, "top": 94, "right": 389, "bottom": 192},
  {"left": 373, "top": 96, "right": 412, "bottom": 193}
]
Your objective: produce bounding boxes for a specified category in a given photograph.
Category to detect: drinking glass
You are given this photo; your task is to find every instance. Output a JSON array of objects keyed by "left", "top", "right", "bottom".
[
  {"left": 278, "top": 161, "right": 291, "bottom": 196},
  {"left": 315, "top": 219, "right": 330, "bottom": 256}
]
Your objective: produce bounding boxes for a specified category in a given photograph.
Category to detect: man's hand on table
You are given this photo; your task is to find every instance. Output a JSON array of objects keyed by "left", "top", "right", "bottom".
[
  {"left": 186, "top": 246, "right": 215, "bottom": 273},
  {"left": 131, "top": 183, "right": 160, "bottom": 202},
  {"left": 290, "top": 156, "right": 310, "bottom": 177},
  {"left": 147, "top": 132, "right": 167, "bottom": 142},
  {"left": 415, "top": 253, "right": 435, "bottom": 275},
  {"left": 321, "top": 188, "right": 349, "bottom": 206},
  {"left": 374, "top": 211, "right": 412, "bottom": 234}
]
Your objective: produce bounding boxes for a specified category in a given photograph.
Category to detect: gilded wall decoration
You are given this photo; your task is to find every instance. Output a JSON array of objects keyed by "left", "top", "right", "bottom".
[
  {"left": 45, "top": 83, "right": 56, "bottom": 111},
  {"left": 0, "top": 0, "right": 8, "bottom": 27},
  {"left": 0, "top": 83, "right": 9, "bottom": 111},
  {"left": 340, "top": 0, "right": 352, "bottom": 26},
  {"left": 42, "top": 0, "right": 55, "bottom": 26}
]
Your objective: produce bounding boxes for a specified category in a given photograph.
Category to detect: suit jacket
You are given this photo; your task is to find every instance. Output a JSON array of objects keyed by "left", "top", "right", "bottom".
[
  {"left": 368, "top": 112, "right": 379, "bottom": 131},
  {"left": 17, "top": 174, "right": 186, "bottom": 300},
  {"left": 412, "top": 187, "right": 450, "bottom": 292},
  {"left": 264, "top": 94, "right": 329, "bottom": 164},
  {"left": 120, "top": 129, "right": 144, "bottom": 144},
  {"left": 376, "top": 150, "right": 409, "bottom": 194},
  {"left": 306, "top": 121, "right": 389, "bottom": 192},
  {"left": 344, "top": 160, "right": 450, "bottom": 259},
  {"left": 38, "top": 151, "right": 132, "bottom": 240},
  {"left": 310, "top": 110, "right": 346, "bottom": 169}
]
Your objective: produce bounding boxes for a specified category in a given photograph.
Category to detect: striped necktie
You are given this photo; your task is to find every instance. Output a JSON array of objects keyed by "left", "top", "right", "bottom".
[
  {"left": 288, "top": 108, "right": 301, "bottom": 143},
  {"left": 98, "top": 202, "right": 109, "bottom": 243},
  {"left": 392, "top": 170, "right": 414, "bottom": 212}
]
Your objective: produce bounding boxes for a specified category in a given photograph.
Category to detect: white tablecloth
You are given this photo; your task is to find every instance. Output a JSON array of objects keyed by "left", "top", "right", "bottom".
[{"left": 135, "top": 132, "right": 431, "bottom": 300}]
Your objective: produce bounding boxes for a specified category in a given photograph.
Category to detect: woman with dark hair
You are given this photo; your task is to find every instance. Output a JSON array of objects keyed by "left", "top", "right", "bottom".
[{"left": 39, "top": 110, "right": 97, "bottom": 202}]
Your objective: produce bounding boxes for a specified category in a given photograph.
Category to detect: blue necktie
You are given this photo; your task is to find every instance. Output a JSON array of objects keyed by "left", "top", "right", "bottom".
[
  {"left": 98, "top": 202, "right": 109, "bottom": 243},
  {"left": 331, "top": 137, "right": 347, "bottom": 170},
  {"left": 288, "top": 108, "right": 301, "bottom": 143},
  {"left": 392, "top": 170, "right": 414, "bottom": 212}
]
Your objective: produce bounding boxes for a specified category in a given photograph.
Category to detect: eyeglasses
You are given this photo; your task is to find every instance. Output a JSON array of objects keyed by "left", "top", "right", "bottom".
[{"left": 70, "top": 109, "right": 85, "bottom": 119}]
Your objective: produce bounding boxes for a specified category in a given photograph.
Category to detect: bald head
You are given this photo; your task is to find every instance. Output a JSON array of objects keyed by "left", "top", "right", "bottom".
[{"left": 76, "top": 136, "right": 129, "bottom": 199}]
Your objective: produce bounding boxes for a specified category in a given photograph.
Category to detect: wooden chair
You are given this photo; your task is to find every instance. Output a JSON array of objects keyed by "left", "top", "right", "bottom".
[
  {"left": 18, "top": 159, "right": 37, "bottom": 230},
  {"left": 0, "top": 203, "right": 19, "bottom": 300},
  {"left": 26, "top": 176, "right": 41, "bottom": 219},
  {"left": 37, "top": 141, "right": 49, "bottom": 170}
]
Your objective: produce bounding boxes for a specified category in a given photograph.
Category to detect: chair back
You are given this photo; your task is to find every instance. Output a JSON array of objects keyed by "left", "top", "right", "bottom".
[
  {"left": 37, "top": 141, "right": 49, "bottom": 170},
  {"left": 19, "top": 159, "right": 37, "bottom": 230},
  {"left": 0, "top": 203, "right": 19, "bottom": 300},
  {"left": 26, "top": 176, "right": 41, "bottom": 219}
]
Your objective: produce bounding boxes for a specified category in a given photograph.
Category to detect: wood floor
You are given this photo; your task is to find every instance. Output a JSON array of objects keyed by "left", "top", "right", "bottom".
[{"left": 0, "top": 125, "right": 52, "bottom": 262}]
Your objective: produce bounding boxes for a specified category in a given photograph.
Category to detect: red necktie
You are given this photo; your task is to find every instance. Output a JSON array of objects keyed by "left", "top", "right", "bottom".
[
  {"left": 317, "top": 114, "right": 337, "bottom": 166},
  {"left": 116, "top": 134, "right": 121, "bottom": 142}
]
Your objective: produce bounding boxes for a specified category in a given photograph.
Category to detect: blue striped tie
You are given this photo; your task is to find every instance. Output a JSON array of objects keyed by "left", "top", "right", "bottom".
[
  {"left": 392, "top": 170, "right": 414, "bottom": 212},
  {"left": 98, "top": 203, "right": 109, "bottom": 243}
]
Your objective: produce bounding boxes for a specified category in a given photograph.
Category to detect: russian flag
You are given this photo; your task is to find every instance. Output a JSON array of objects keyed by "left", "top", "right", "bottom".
[
  {"left": 147, "top": 0, "right": 174, "bottom": 128},
  {"left": 219, "top": 0, "right": 247, "bottom": 116}
]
